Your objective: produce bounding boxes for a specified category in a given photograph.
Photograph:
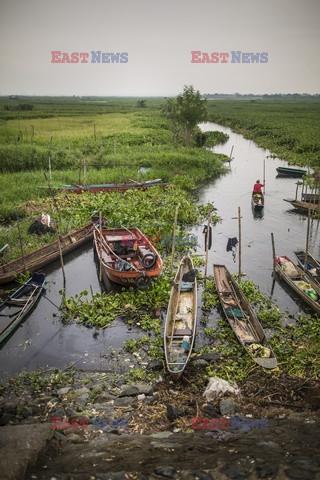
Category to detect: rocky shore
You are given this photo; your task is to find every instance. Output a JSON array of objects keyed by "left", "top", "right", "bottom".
[{"left": 0, "top": 364, "right": 320, "bottom": 480}]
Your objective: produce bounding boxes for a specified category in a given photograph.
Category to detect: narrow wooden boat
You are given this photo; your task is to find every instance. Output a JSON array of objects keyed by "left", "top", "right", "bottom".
[
  {"left": 93, "top": 227, "right": 162, "bottom": 289},
  {"left": 294, "top": 250, "right": 320, "bottom": 286},
  {"left": 164, "top": 256, "right": 197, "bottom": 378},
  {"left": 251, "top": 192, "right": 264, "bottom": 211},
  {"left": 0, "top": 273, "right": 45, "bottom": 345},
  {"left": 276, "top": 167, "right": 307, "bottom": 177},
  {"left": 213, "top": 265, "right": 277, "bottom": 369},
  {"left": 274, "top": 256, "right": 320, "bottom": 315},
  {"left": 38, "top": 179, "right": 168, "bottom": 194},
  {"left": 283, "top": 199, "right": 320, "bottom": 214},
  {"left": 0, "top": 223, "right": 95, "bottom": 284}
]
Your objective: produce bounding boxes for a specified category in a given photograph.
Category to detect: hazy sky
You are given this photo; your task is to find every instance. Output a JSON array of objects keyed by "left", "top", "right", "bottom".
[{"left": 0, "top": 0, "right": 319, "bottom": 95}]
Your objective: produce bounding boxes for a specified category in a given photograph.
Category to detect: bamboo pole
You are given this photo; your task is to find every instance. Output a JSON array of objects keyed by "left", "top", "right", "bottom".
[
  {"left": 99, "top": 211, "right": 103, "bottom": 282},
  {"left": 204, "top": 210, "right": 211, "bottom": 280},
  {"left": 93, "top": 123, "right": 96, "bottom": 141},
  {"left": 17, "top": 219, "right": 26, "bottom": 273},
  {"left": 229, "top": 146, "right": 234, "bottom": 162},
  {"left": 263, "top": 158, "right": 266, "bottom": 195},
  {"left": 170, "top": 206, "right": 179, "bottom": 274},
  {"left": 56, "top": 225, "right": 66, "bottom": 289},
  {"left": 304, "top": 208, "right": 311, "bottom": 272},
  {"left": 238, "top": 206, "right": 241, "bottom": 280},
  {"left": 271, "top": 232, "right": 276, "bottom": 275},
  {"left": 48, "top": 155, "right": 52, "bottom": 187},
  {"left": 83, "top": 158, "right": 87, "bottom": 186}
]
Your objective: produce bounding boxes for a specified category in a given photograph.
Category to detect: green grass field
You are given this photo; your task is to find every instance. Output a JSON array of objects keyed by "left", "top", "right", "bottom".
[{"left": 207, "top": 98, "right": 320, "bottom": 168}]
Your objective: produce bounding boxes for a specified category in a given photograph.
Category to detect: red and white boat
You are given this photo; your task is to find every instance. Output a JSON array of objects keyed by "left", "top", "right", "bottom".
[{"left": 93, "top": 227, "right": 163, "bottom": 289}]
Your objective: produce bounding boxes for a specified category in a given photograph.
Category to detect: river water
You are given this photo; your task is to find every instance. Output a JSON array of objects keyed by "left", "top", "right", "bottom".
[{"left": 1, "top": 122, "right": 319, "bottom": 380}]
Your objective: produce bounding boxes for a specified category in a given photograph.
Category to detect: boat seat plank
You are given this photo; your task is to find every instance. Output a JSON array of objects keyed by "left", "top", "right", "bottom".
[
  {"left": 173, "top": 328, "right": 192, "bottom": 336},
  {"left": 7, "top": 299, "right": 28, "bottom": 306}
]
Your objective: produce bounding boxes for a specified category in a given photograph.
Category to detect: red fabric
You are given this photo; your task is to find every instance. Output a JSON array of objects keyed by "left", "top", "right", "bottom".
[{"left": 253, "top": 183, "right": 264, "bottom": 194}]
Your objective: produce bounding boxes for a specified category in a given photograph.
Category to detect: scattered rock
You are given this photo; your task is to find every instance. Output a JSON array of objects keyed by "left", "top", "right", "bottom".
[
  {"left": 95, "top": 392, "right": 116, "bottom": 403},
  {"left": 21, "top": 405, "right": 34, "bottom": 418},
  {"left": 256, "top": 462, "right": 279, "bottom": 478},
  {"left": 56, "top": 387, "right": 72, "bottom": 396},
  {"left": 113, "top": 397, "right": 137, "bottom": 408},
  {"left": 75, "top": 393, "right": 90, "bottom": 410},
  {"left": 166, "top": 404, "right": 185, "bottom": 422},
  {"left": 285, "top": 469, "right": 315, "bottom": 480},
  {"left": 0, "top": 413, "right": 16, "bottom": 426},
  {"left": 73, "top": 387, "right": 90, "bottom": 396},
  {"left": 137, "top": 394, "right": 146, "bottom": 401},
  {"left": 66, "top": 434, "right": 83, "bottom": 444},
  {"left": 219, "top": 398, "right": 239, "bottom": 416},
  {"left": 119, "top": 384, "right": 154, "bottom": 397},
  {"left": 191, "top": 359, "right": 208, "bottom": 368},
  {"left": 154, "top": 466, "right": 176, "bottom": 478},
  {"left": 197, "top": 353, "right": 221, "bottom": 362},
  {"left": 223, "top": 464, "right": 249, "bottom": 479},
  {"left": 192, "top": 470, "right": 213, "bottom": 480},
  {"left": 150, "top": 431, "right": 173, "bottom": 439},
  {"left": 291, "top": 459, "right": 319, "bottom": 471},
  {"left": 202, "top": 403, "right": 218, "bottom": 417},
  {"left": 146, "top": 359, "right": 163, "bottom": 371}
]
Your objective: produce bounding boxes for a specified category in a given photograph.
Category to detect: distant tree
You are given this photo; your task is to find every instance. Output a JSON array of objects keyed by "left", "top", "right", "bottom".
[
  {"left": 137, "top": 100, "right": 146, "bottom": 108},
  {"left": 162, "top": 85, "right": 208, "bottom": 146},
  {"left": 16, "top": 104, "right": 34, "bottom": 111}
]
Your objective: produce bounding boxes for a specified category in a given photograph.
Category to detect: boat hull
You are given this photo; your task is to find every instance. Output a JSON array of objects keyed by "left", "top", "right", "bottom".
[
  {"left": 38, "top": 179, "right": 168, "bottom": 194},
  {"left": 276, "top": 167, "right": 307, "bottom": 177},
  {"left": 213, "top": 264, "right": 277, "bottom": 369},
  {"left": 0, "top": 224, "right": 95, "bottom": 284},
  {"left": 252, "top": 193, "right": 264, "bottom": 211},
  {"left": 164, "top": 256, "right": 197, "bottom": 378},
  {"left": 275, "top": 256, "right": 320, "bottom": 315},
  {"left": 283, "top": 199, "right": 320, "bottom": 214},
  {"left": 93, "top": 227, "right": 162, "bottom": 288},
  {"left": 0, "top": 272, "right": 45, "bottom": 345}
]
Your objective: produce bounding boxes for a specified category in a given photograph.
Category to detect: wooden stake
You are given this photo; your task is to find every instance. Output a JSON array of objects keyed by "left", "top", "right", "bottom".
[
  {"left": 204, "top": 210, "right": 211, "bottom": 280},
  {"left": 170, "top": 206, "right": 179, "bottom": 274},
  {"left": 17, "top": 220, "right": 26, "bottom": 273},
  {"left": 271, "top": 232, "right": 276, "bottom": 274},
  {"left": 229, "top": 145, "right": 234, "bottom": 162},
  {"left": 304, "top": 208, "right": 311, "bottom": 272},
  {"left": 99, "top": 211, "right": 103, "bottom": 282},
  {"left": 56, "top": 225, "right": 66, "bottom": 289},
  {"left": 48, "top": 155, "right": 52, "bottom": 187},
  {"left": 238, "top": 207, "right": 241, "bottom": 280},
  {"left": 93, "top": 123, "right": 96, "bottom": 141},
  {"left": 83, "top": 158, "right": 87, "bottom": 186}
]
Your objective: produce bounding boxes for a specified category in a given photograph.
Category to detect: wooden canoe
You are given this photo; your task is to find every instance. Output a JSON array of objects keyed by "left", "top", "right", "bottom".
[
  {"left": 93, "top": 227, "right": 162, "bottom": 289},
  {"left": 252, "top": 192, "right": 264, "bottom": 211},
  {"left": 294, "top": 250, "right": 320, "bottom": 286},
  {"left": 0, "top": 224, "right": 95, "bottom": 284},
  {"left": 164, "top": 256, "right": 197, "bottom": 378},
  {"left": 0, "top": 272, "right": 45, "bottom": 345},
  {"left": 283, "top": 199, "right": 320, "bottom": 214},
  {"left": 274, "top": 256, "right": 320, "bottom": 315},
  {"left": 276, "top": 167, "right": 307, "bottom": 177},
  {"left": 213, "top": 265, "right": 277, "bottom": 369},
  {"left": 38, "top": 179, "right": 168, "bottom": 194}
]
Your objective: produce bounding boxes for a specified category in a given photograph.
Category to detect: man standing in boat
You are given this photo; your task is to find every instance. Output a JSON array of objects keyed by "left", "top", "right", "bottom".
[{"left": 253, "top": 180, "right": 264, "bottom": 195}]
